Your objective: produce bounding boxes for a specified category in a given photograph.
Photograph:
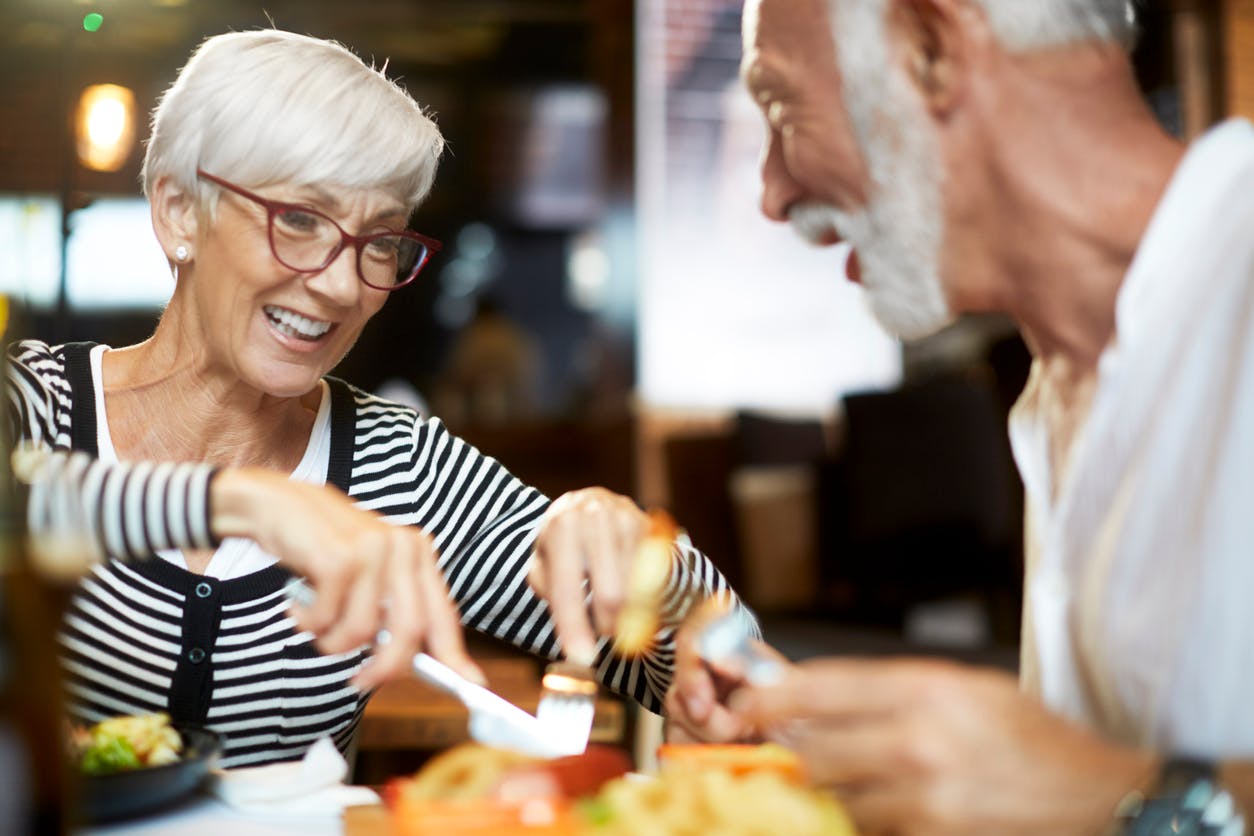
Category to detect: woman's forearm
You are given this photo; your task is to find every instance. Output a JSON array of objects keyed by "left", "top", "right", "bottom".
[{"left": 23, "top": 450, "right": 218, "bottom": 562}]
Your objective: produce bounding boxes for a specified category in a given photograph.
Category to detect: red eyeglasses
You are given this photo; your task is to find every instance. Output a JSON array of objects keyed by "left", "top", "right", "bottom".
[{"left": 197, "top": 169, "right": 441, "bottom": 290}]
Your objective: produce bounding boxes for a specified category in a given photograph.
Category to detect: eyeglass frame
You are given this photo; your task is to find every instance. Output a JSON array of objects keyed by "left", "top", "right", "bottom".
[{"left": 195, "top": 168, "right": 442, "bottom": 291}]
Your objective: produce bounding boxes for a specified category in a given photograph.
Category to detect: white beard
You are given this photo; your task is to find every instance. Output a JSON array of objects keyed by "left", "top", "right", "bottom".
[{"left": 793, "top": 2, "right": 954, "bottom": 342}]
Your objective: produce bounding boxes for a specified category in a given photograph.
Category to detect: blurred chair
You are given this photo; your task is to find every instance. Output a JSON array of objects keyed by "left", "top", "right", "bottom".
[
  {"left": 728, "top": 412, "right": 828, "bottom": 614},
  {"left": 663, "top": 412, "right": 832, "bottom": 612},
  {"left": 663, "top": 432, "right": 743, "bottom": 589},
  {"left": 825, "top": 374, "right": 1021, "bottom": 635},
  {"left": 731, "top": 411, "right": 827, "bottom": 467}
]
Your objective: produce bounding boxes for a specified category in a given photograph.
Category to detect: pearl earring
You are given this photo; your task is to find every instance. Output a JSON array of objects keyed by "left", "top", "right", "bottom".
[{"left": 174, "top": 245, "right": 190, "bottom": 263}]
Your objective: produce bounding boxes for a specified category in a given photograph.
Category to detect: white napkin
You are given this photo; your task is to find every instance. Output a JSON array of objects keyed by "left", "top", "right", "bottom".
[{"left": 209, "top": 737, "right": 380, "bottom": 817}]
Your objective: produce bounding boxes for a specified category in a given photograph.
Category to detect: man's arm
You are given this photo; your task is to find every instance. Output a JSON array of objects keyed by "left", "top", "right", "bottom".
[{"left": 730, "top": 656, "right": 1166, "bottom": 835}]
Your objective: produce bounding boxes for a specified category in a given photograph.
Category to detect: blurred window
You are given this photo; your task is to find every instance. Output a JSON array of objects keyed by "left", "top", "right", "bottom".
[
  {"left": 0, "top": 195, "right": 61, "bottom": 308},
  {"left": 636, "top": 1, "right": 901, "bottom": 413},
  {"left": 65, "top": 199, "right": 172, "bottom": 309},
  {"left": 0, "top": 196, "right": 173, "bottom": 310}
]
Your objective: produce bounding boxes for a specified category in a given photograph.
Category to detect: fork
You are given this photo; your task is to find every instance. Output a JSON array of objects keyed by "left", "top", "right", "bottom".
[
  {"left": 535, "top": 660, "right": 598, "bottom": 756},
  {"left": 410, "top": 651, "right": 578, "bottom": 758},
  {"left": 282, "top": 578, "right": 593, "bottom": 758},
  {"left": 696, "top": 605, "right": 784, "bottom": 686}
]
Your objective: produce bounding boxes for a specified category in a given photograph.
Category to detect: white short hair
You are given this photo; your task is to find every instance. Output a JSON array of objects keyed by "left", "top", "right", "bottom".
[
  {"left": 971, "top": 0, "right": 1137, "bottom": 50},
  {"left": 142, "top": 30, "right": 443, "bottom": 212},
  {"left": 829, "top": 0, "right": 1138, "bottom": 52}
]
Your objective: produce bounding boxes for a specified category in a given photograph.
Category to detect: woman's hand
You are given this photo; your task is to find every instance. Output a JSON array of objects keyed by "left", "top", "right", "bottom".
[
  {"left": 731, "top": 657, "right": 1158, "bottom": 835},
  {"left": 210, "top": 467, "right": 482, "bottom": 691},
  {"left": 528, "top": 487, "right": 650, "bottom": 665}
]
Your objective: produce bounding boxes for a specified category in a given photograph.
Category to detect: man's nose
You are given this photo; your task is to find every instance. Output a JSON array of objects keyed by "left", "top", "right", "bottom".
[{"left": 759, "top": 131, "right": 802, "bottom": 223}]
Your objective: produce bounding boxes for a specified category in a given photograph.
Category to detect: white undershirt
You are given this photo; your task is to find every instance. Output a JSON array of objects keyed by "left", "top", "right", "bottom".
[
  {"left": 1011, "top": 119, "right": 1254, "bottom": 756},
  {"left": 90, "top": 344, "right": 332, "bottom": 580}
]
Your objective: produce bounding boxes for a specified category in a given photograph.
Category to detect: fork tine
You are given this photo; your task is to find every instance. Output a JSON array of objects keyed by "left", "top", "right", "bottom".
[
  {"left": 412, "top": 653, "right": 571, "bottom": 758},
  {"left": 536, "top": 662, "right": 598, "bottom": 755}
]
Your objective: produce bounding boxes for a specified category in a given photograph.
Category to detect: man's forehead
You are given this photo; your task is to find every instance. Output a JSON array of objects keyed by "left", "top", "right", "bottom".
[
  {"left": 737, "top": 0, "right": 837, "bottom": 85},
  {"left": 741, "top": 0, "right": 836, "bottom": 75}
]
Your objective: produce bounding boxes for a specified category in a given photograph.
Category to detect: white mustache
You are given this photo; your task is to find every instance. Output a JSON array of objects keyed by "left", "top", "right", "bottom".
[{"left": 788, "top": 202, "right": 845, "bottom": 246}]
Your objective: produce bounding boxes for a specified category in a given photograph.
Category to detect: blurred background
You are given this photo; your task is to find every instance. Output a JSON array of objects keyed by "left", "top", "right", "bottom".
[{"left": 1, "top": 0, "right": 1251, "bottom": 689}]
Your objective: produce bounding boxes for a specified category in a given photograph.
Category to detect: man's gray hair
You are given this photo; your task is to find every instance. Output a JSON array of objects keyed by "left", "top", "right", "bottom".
[
  {"left": 829, "top": 0, "right": 1138, "bottom": 52},
  {"left": 971, "top": 0, "right": 1137, "bottom": 50}
]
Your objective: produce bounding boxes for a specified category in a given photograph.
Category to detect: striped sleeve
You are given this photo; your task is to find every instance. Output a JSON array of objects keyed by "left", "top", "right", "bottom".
[
  {"left": 23, "top": 450, "right": 219, "bottom": 562},
  {"left": 6, "top": 339, "right": 73, "bottom": 449},
  {"left": 405, "top": 416, "right": 752, "bottom": 714},
  {"left": 6, "top": 340, "right": 218, "bottom": 561}
]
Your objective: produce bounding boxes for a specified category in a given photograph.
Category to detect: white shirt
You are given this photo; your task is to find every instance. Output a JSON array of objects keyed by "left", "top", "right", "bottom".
[
  {"left": 90, "top": 344, "right": 332, "bottom": 580},
  {"left": 1011, "top": 119, "right": 1254, "bottom": 758}
]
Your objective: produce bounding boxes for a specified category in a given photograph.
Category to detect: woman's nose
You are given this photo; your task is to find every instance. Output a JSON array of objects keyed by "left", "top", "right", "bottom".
[{"left": 305, "top": 243, "right": 362, "bottom": 305}]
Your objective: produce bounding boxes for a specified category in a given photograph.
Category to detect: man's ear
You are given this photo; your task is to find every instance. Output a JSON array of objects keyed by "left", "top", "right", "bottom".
[
  {"left": 887, "top": 0, "right": 969, "bottom": 116},
  {"left": 149, "top": 174, "right": 200, "bottom": 266}
]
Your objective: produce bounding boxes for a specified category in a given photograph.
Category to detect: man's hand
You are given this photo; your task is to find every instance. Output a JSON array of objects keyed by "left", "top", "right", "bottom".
[
  {"left": 664, "top": 599, "right": 789, "bottom": 743},
  {"left": 731, "top": 657, "right": 1158, "bottom": 835},
  {"left": 210, "top": 467, "right": 482, "bottom": 692},
  {"left": 528, "top": 487, "right": 649, "bottom": 664}
]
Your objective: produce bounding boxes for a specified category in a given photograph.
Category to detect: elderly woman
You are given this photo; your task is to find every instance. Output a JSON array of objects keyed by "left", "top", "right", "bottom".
[{"left": 6, "top": 29, "right": 744, "bottom": 768}]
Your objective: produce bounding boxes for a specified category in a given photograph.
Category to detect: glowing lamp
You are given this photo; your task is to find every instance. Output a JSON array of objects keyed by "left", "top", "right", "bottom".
[{"left": 75, "top": 84, "right": 137, "bottom": 172}]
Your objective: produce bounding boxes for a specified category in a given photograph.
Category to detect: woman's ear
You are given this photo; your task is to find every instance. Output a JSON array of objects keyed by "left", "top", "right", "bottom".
[{"left": 150, "top": 174, "right": 200, "bottom": 268}]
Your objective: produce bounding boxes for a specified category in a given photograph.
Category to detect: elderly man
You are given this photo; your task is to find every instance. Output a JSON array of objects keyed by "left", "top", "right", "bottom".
[{"left": 665, "top": 0, "right": 1254, "bottom": 832}]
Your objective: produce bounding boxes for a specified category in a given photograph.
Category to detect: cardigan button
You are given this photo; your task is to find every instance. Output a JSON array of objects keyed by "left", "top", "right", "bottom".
[
  {"left": 187, "top": 647, "right": 206, "bottom": 664},
  {"left": 195, "top": 582, "right": 213, "bottom": 599}
]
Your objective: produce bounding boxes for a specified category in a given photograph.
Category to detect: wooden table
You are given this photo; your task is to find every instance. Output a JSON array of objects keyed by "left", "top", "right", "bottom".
[{"left": 344, "top": 805, "right": 391, "bottom": 835}]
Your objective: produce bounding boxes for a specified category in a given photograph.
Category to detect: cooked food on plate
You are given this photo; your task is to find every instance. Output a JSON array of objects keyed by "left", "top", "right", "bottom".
[
  {"left": 387, "top": 741, "right": 856, "bottom": 835},
  {"left": 581, "top": 743, "right": 852, "bottom": 836},
  {"left": 69, "top": 712, "right": 183, "bottom": 775},
  {"left": 390, "top": 743, "right": 632, "bottom": 804},
  {"left": 655, "top": 742, "right": 806, "bottom": 782}
]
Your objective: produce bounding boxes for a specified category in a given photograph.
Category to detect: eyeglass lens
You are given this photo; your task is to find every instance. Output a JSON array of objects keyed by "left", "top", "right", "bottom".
[{"left": 271, "top": 206, "right": 426, "bottom": 288}]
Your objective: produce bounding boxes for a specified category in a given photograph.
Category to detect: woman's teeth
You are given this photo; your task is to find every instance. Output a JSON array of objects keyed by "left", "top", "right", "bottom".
[{"left": 264, "top": 306, "right": 332, "bottom": 341}]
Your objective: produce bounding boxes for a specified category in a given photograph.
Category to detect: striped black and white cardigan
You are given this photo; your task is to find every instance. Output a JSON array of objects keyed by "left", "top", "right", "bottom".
[{"left": 6, "top": 340, "right": 743, "bottom": 767}]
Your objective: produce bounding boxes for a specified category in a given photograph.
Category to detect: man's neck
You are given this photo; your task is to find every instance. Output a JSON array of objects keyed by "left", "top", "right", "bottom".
[{"left": 974, "top": 46, "right": 1186, "bottom": 373}]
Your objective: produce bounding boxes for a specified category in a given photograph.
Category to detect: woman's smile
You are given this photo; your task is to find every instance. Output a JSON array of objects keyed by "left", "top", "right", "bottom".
[{"left": 262, "top": 304, "right": 336, "bottom": 349}]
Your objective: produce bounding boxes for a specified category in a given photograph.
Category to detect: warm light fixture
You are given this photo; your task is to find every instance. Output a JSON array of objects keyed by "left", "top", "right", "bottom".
[{"left": 75, "top": 83, "right": 137, "bottom": 172}]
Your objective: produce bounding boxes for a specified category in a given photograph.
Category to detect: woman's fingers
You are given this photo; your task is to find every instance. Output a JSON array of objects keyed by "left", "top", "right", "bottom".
[
  {"left": 315, "top": 534, "right": 386, "bottom": 659},
  {"left": 535, "top": 514, "right": 599, "bottom": 665},
  {"left": 586, "top": 512, "right": 626, "bottom": 636},
  {"left": 353, "top": 529, "right": 427, "bottom": 691},
  {"left": 531, "top": 488, "right": 655, "bottom": 665},
  {"left": 414, "top": 535, "right": 485, "bottom": 686},
  {"left": 290, "top": 560, "right": 351, "bottom": 640},
  {"left": 216, "top": 472, "right": 480, "bottom": 690}
]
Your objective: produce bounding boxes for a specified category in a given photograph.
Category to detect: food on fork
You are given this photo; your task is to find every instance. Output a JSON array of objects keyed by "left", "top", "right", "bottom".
[{"left": 613, "top": 510, "right": 679, "bottom": 656}]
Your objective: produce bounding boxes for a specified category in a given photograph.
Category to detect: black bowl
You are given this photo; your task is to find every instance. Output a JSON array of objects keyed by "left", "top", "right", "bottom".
[{"left": 78, "top": 726, "right": 222, "bottom": 823}]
